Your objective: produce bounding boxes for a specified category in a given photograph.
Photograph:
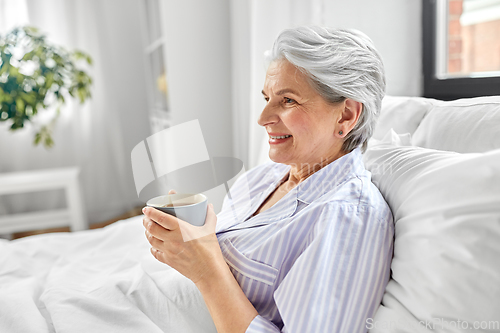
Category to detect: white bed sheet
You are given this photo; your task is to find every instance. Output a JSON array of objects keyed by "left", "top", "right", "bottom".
[{"left": 0, "top": 216, "right": 216, "bottom": 333}]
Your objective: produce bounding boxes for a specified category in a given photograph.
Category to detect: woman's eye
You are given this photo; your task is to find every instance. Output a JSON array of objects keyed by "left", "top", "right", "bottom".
[
  {"left": 264, "top": 97, "right": 269, "bottom": 102},
  {"left": 284, "top": 97, "right": 295, "bottom": 104}
]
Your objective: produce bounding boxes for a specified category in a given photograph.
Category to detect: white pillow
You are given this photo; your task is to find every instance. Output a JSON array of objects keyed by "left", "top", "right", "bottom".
[
  {"left": 412, "top": 96, "right": 500, "bottom": 153},
  {"left": 372, "top": 96, "right": 435, "bottom": 141},
  {"left": 363, "top": 130, "right": 500, "bottom": 333}
]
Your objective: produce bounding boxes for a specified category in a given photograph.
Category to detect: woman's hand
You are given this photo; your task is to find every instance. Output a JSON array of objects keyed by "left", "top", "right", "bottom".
[{"left": 142, "top": 203, "right": 226, "bottom": 285}]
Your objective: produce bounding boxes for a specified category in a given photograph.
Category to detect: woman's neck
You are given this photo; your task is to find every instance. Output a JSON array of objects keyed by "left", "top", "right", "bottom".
[{"left": 287, "top": 150, "right": 347, "bottom": 187}]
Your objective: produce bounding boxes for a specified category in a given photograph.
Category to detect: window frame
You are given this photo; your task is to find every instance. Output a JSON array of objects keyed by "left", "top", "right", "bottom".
[{"left": 422, "top": 0, "right": 500, "bottom": 100}]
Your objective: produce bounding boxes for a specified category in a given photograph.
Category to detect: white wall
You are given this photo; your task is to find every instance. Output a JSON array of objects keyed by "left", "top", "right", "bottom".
[
  {"left": 161, "top": 0, "right": 233, "bottom": 159},
  {"left": 323, "top": 0, "right": 422, "bottom": 97},
  {"left": 160, "top": 0, "right": 233, "bottom": 212}
]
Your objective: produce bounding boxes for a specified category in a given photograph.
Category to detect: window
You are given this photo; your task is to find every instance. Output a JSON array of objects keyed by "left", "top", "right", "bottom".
[{"left": 423, "top": 0, "right": 500, "bottom": 100}]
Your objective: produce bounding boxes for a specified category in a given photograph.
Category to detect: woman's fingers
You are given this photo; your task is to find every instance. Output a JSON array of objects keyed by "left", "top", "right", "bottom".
[
  {"left": 144, "top": 218, "right": 166, "bottom": 240},
  {"left": 150, "top": 247, "right": 167, "bottom": 264},
  {"left": 142, "top": 216, "right": 153, "bottom": 228},
  {"left": 142, "top": 202, "right": 224, "bottom": 283},
  {"left": 143, "top": 216, "right": 163, "bottom": 237},
  {"left": 176, "top": 204, "right": 218, "bottom": 242},
  {"left": 168, "top": 189, "right": 177, "bottom": 194},
  {"left": 143, "top": 207, "right": 179, "bottom": 231},
  {"left": 204, "top": 203, "right": 217, "bottom": 230},
  {"left": 145, "top": 228, "right": 164, "bottom": 246}
]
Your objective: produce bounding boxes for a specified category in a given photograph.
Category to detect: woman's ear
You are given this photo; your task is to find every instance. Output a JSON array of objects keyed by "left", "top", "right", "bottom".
[{"left": 336, "top": 99, "right": 363, "bottom": 137}]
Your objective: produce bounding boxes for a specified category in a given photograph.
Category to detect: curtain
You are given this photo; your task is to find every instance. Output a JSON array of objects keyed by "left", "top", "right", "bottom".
[
  {"left": 0, "top": 0, "right": 151, "bottom": 224},
  {"left": 0, "top": 0, "right": 29, "bottom": 33}
]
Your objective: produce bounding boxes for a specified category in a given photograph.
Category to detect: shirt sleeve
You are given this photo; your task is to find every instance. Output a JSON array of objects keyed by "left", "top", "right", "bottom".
[
  {"left": 246, "top": 315, "right": 282, "bottom": 332},
  {"left": 246, "top": 203, "right": 394, "bottom": 333}
]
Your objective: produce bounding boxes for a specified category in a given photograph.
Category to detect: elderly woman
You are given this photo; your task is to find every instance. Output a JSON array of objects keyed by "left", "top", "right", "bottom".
[{"left": 142, "top": 26, "right": 393, "bottom": 333}]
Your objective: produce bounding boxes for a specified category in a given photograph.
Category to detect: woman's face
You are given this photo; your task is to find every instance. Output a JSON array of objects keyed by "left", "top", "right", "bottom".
[{"left": 258, "top": 59, "right": 345, "bottom": 167}]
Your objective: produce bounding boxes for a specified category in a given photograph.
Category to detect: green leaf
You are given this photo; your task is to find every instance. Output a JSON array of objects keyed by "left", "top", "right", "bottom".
[
  {"left": 0, "top": 62, "right": 9, "bottom": 75},
  {"left": 45, "top": 72, "right": 54, "bottom": 88},
  {"left": 77, "top": 88, "right": 85, "bottom": 103},
  {"left": 34, "top": 132, "right": 41, "bottom": 145},
  {"left": 44, "top": 135, "right": 54, "bottom": 148},
  {"left": 21, "top": 51, "right": 35, "bottom": 61},
  {"left": 15, "top": 97, "right": 25, "bottom": 112},
  {"left": 10, "top": 120, "right": 23, "bottom": 130},
  {"left": 24, "top": 26, "right": 39, "bottom": 34},
  {"left": 9, "top": 66, "right": 19, "bottom": 77}
]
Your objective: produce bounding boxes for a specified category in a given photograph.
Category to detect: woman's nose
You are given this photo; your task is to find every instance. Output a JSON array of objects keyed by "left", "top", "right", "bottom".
[{"left": 257, "top": 102, "right": 279, "bottom": 127}]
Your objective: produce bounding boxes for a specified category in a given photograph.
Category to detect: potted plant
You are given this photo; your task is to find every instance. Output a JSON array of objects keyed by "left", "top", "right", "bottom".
[{"left": 0, "top": 26, "right": 93, "bottom": 148}]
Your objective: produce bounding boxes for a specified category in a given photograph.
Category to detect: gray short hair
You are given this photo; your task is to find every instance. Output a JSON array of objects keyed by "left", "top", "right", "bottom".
[{"left": 267, "top": 26, "right": 386, "bottom": 153}]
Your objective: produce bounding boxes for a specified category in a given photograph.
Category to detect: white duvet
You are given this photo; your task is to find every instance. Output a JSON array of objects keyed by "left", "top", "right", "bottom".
[{"left": 0, "top": 216, "right": 217, "bottom": 333}]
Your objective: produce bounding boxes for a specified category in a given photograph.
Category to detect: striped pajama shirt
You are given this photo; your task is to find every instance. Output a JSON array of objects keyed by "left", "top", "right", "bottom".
[{"left": 215, "top": 148, "right": 394, "bottom": 332}]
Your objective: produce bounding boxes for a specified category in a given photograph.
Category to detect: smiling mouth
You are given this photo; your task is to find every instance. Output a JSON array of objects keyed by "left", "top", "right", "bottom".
[
  {"left": 268, "top": 134, "right": 292, "bottom": 144},
  {"left": 270, "top": 134, "right": 292, "bottom": 139}
]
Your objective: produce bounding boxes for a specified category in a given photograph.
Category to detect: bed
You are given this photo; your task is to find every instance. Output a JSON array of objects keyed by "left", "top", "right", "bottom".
[
  {"left": 0, "top": 217, "right": 216, "bottom": 332},
  {"left": 1, "top": 95, "right": 499, "bottom": 332}
]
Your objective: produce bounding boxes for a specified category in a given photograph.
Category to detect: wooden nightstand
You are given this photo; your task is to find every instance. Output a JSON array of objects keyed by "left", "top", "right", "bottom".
[{"left": 0, "top": 167, "right": 88, "bottom": 236}]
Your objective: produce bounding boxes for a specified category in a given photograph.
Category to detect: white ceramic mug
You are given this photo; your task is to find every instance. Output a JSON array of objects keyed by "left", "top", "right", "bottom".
[{"left": 146, "top": 193, "right": 207, "bottom": 226}]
